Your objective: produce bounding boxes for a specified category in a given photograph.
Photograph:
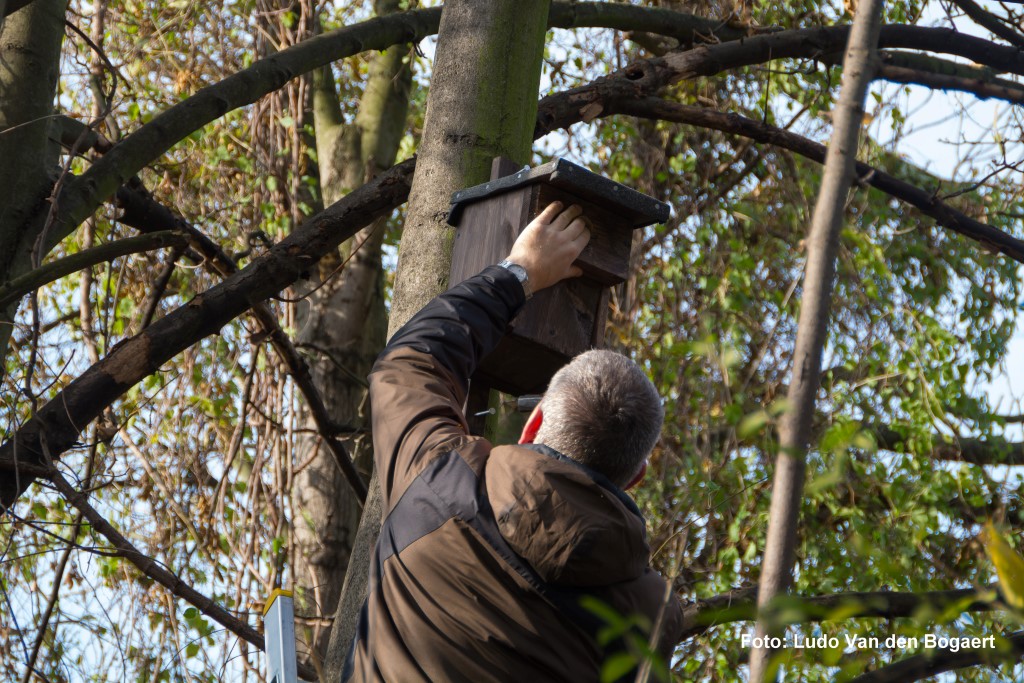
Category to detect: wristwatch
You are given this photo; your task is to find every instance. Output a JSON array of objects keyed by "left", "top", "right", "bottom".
[{"left": 497, "top": 259, "right": 533, "bottom": 300}]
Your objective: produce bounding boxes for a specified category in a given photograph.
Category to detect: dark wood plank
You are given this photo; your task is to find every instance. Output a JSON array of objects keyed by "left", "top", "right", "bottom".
[
  {"left": 449, "top": 186, "right": 532, "bottom": 287},
  {"left": 491, "top": 156, "right": 521, "bottom": 180}
]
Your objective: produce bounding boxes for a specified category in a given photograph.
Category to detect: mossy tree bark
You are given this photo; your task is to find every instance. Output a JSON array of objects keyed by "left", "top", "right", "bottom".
[
  {"left": 291, "top": 0, "right": 412, "bottom": 671},
  {"left": 322, "top": 1, "right": 551, "bottom": 678},
  {"left": 0, "top": 0, "right": 67, "bottom": 378}
]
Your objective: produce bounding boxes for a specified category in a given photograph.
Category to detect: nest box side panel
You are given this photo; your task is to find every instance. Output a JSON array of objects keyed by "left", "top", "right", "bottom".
[
  {"left": 448, "top": 187, "right": 533, "bottom": 288},
  {"left": 508, "top": 276, "right": 603, "bottom": 357},
  {"left": 476, "top": 335, "right": 567, "bottom": 395},
  {"left": 532, "top": 184, "right": 633, "bottom": 285},
  {"left": 482, "top": 278, "right": 607, "bottom": 394}
]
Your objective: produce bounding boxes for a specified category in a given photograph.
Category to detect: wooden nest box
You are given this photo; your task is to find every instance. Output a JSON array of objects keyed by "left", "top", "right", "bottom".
[{"left": 448, "top": 157, "right": 670, "bottom": 396}]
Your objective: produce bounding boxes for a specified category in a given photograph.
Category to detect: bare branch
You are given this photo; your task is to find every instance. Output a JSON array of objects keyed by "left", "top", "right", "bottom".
[
  {"left": 877, "top": 51, "right": 1024, "bottom": 104},
  {"left": 31, "top": 8, "right": 1024, "bottom": 255},
  {"left": 751, "top": 2, "right": 885, "bottom": 677},
  {"left": 950, "top": 0, "right": 1024, "bottom": 48},
  {"left": 44, "top": 464, "right": 319, "bottom": 681},
  {"left": 600, "top": 97, "right": 1024, "bottom": 265},
  {"left": 0, "top": 231, "right": 187, "bottom": 309},
  {"left": 679, "top": 584, "right": 1001, "bottom": 641},
  {"left": 873, "top": 426, "right": 1024, "bottom": 467},
  {"left": 878, "top": 63, "right": 1024, "bottom": 104},
  {"left": 137, "top": 243, "right": 185, "bottom": 329},
  {"left": 547, "top": 2, "right": 758, "bottom": 45},
  {"left": 0, "top": 159, "right": 413, "bottom": 509},
  {"left": 846, "top": 630, "right": 1024, "bottom": 683},
  {"left": 113, "top": 178, "right": 368, "bottom": 502},
  {"left": 0, "top": 455, "right": 51, "bottom": 478}
]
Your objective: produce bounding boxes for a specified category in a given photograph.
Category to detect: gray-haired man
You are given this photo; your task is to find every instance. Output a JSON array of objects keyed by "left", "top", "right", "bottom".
[{"left": 344, "top": 202, "right": 683, "bottom": 682}]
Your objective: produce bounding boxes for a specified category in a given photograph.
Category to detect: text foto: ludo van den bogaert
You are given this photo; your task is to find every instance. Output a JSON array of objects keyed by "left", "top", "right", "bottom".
[{"left": 742, "top": 632, "right": 997, "bottom": 652}]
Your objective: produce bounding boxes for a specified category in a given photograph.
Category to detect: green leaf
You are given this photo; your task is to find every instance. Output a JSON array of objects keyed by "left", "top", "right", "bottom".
[
  {"left": 738, "top": 410, "right": 770, "bottom": 439},
  {"left": 600, "top": 652, "right": 637, "bottom": 683},
  {"left": 982, "top": 522, "right": 1024, "bottom": 613}
]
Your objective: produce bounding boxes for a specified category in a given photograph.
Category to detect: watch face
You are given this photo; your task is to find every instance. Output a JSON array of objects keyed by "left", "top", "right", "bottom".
[
  {"left": 499, "top": 261, "right": 532, "bottom": 298},
  {"left": 500, "top": 260, "right": 524, "bottom": 280}
]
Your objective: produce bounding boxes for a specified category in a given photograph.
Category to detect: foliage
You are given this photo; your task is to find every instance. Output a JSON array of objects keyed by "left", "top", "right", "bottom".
[{"left": 2, "top": 0, "right": 1024, "bottom": 681}]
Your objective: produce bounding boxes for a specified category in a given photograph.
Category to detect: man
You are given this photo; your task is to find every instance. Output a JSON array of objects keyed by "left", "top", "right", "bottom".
[{"left": 345, "top": 202, "right": 683, "bottom": 681}]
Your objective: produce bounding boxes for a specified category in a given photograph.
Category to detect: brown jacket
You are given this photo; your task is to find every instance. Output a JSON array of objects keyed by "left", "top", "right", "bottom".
[{"left": 344, "top": 266, "right": 683, "bottom": 682}]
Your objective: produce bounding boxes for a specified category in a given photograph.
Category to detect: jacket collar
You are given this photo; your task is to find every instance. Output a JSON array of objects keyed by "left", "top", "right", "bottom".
[{"left": 521, "top": 443, "right": 644, "bottom": 521}]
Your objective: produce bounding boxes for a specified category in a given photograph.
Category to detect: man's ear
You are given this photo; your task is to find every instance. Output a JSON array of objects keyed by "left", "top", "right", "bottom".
[
  {"left": 519, "top": 404, "right": 543, "bottom": 444},
  {"left": 624, "top": 461, "right": 647, "bottom": 490}
]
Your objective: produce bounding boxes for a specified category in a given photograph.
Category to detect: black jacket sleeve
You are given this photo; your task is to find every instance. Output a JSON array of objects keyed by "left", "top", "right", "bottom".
[{"left": 368, "top": 265, "right": 526, "bottom": 508}]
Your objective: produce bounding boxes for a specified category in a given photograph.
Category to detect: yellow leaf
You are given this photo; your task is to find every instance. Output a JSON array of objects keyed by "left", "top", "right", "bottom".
[{"left": 982, "top": 521, "right": 1024, "bottom": 612}]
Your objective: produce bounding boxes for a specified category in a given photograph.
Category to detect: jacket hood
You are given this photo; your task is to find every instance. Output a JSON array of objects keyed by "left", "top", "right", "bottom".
[{"left": 485, "top": 443, "right": 650, "bottom": 587}]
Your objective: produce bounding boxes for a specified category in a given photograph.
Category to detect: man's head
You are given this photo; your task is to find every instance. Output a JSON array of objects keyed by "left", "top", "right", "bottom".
[{"left": 522, "top": 350, "right": 664, "bottom": 488}]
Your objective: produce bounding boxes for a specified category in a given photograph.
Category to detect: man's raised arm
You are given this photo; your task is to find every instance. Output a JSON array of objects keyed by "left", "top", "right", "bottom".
[{"left": 367, "top": 202, "right": 590, "bottom": 511}]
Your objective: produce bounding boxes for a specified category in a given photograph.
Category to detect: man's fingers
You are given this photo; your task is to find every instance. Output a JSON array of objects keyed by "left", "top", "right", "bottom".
[
  {"left": 552, "top": 204, "right": 584, "bottom": 230},
  {"left": 565, "top": 217, "right": 589, "bottom": 240},
  {"left": 569, "top": 265, "right": 583, "bottom": 278},
  {"left": 534, "top": 201, "right": 564, "bottom": 226},
  {"left": 569, "top": 223, "right": 591, "bottom": 249}
]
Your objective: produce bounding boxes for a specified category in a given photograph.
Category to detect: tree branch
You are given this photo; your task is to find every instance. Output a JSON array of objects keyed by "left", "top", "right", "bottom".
[
  {"left": 0, "top": 230, "right": 187, "bottom": 309},
  {"left": 44, "top": 462, "right": 319, "bottom": 682},
  {"left": 712, "top": 416, "right": 1024, "bottom": 468},
  {"left": 679, "top": 584, "right": 1000, "bottom": 641},
  {"left": 35, "top": 7, "right": 1024, "bottom": 256},
  {"left": 114, "top": 179, "right": 368, "bottom": 502},
  {"left": 950, "top": 0, "right": 1024, "bottom": 48},
  {"left": 877, "top": 63, "right": 1024, "bottom": 105},
  {"left": 595, "top": 97, "right": 1024, "bottom": 266},
  {"left": 0, "top": 159, "right": 413, "bottom": 509},
  {"left": 873, "top": 426, "right": 1024, "bottom": 467},
  {"left": 40, "top": 8, "right": 441, "bottom": 253},
  {"left": 547, "top": 2, "right": 757, "bottom": 46},
  {"left": 846, "top": 630, "right": 1024, "bottom": 683},
  {"left": 10, "top": 21, "right": 1024, "bottom": 507},
  {"left": 0, "top": 455, "right": 51, "bottom": 478},
  {"left": 658, "top": 24, "right": 1024, "bottom": 81},
  {"left": 1, "top": 0, "right": 34, "bottom": 20},
  {"left": 877, "top": 51, "right": 1024, "bottom": 104}
]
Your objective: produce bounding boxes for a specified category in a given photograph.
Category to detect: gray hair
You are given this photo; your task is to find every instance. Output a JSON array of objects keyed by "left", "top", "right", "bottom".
[{"left": 534, "top": 349, "right": 664, "bottom": 487}]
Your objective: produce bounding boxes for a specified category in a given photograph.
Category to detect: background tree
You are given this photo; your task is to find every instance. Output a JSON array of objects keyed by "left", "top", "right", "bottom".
[{"left": 289, "top": 0, "right": 412, "bottom": 666}]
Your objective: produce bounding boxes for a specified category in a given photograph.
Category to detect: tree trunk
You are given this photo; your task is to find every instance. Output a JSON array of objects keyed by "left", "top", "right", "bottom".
[
  {"left": 0, "top": 0, "right": 67, "bottom": 378},
  {"left": 748, "top": 1, "right": 884, "bottom": 681},
  {"left": 321, "top": 1, "right": 550, "bottom": 678},
  {"left": 291, "top": 0, "right": 412, "bottom": 669}
]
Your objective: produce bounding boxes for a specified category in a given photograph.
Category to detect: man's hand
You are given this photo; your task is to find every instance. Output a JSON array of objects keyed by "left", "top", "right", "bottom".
[{"left": 506, "top": 202, "right": 591, "bottom": 293}]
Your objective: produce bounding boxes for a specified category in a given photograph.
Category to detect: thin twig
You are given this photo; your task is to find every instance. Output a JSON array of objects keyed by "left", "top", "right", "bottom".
[{"left": 42, "top": 458, "right": 318, "bottom": 681}]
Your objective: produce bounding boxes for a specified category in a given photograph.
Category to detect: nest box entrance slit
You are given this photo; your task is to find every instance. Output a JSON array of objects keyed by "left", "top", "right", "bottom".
[{"left": 448, "top": 156, "right": 670, "bottom": 433}]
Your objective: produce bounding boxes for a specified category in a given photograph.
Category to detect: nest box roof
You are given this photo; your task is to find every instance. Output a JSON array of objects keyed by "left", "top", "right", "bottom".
[{"left": 448, "top": 158, "right": 671, "bottom": 227}]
